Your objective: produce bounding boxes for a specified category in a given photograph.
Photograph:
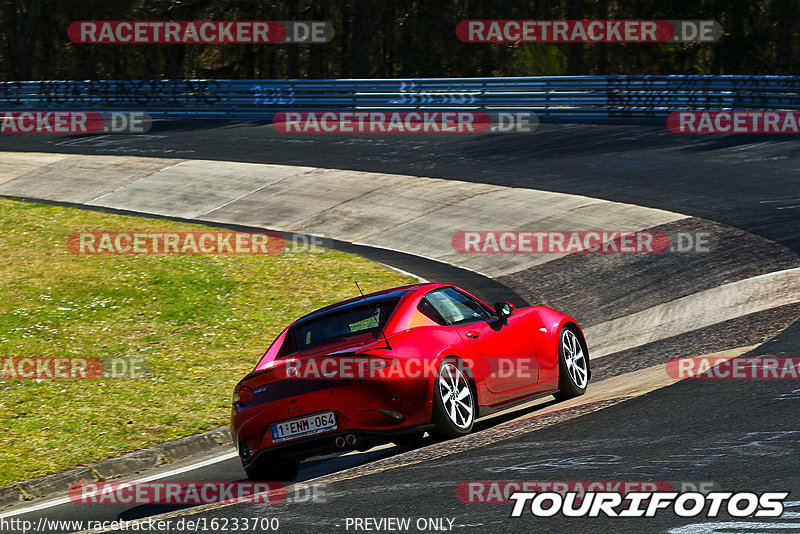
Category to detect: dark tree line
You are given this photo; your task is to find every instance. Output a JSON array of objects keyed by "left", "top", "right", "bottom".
[{"left": 1, "top": 0, "right": 798, "bottom": 80}]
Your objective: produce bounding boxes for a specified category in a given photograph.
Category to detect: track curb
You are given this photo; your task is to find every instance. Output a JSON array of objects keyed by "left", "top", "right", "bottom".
[{"left": 0, "top": 426, "right": 231, "bottom": 509}]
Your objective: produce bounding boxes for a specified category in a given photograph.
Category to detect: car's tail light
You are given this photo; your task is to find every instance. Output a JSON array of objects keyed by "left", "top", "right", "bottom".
[{"left": 233, "top": 385, "right": 254, "bottom": 406}]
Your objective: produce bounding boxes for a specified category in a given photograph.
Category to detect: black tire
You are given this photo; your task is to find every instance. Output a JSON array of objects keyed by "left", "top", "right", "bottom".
[
  {"left": 243, "top": 455, "right": 300, "bottom": 482},
  {"left": 554, "top": 325, "right": 589, "bottom": 401},
  {"left": 392, "top": 432, "right": 426, "bottom": 448},
  {"left": 431, "top": 358, "right": 476, "bottom": 439}
]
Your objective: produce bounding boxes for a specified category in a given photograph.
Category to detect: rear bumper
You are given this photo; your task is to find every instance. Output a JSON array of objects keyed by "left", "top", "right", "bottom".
[
  {"left": 242, "top": 424, "right": 435, "bottom": 465},
  {"left": 231, "top": 378, "right": 432, "bottom": 464}
]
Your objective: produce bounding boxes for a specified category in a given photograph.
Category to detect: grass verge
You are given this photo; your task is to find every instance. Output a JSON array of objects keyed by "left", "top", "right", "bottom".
[{"left": 0, "top": 199, "right": 415, "bottom": 485}]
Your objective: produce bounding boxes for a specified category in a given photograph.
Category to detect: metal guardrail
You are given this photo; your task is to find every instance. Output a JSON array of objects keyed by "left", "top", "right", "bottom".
[{"left": 1, "top": 76, "right": 799, "bottom": 120}]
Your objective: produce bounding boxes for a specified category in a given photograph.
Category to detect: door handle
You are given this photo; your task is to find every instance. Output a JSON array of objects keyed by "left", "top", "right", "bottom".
[{"left": 465, "top": 331, "right": 480, "bottom": 339}]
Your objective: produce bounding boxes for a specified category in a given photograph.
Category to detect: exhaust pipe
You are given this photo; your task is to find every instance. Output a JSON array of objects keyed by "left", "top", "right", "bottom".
[
  {"left": 335, "top": 436, "right": 346, "bottom": 448},
  {"left": 345, "top": 434, "right": 357, "bottom": 446}
]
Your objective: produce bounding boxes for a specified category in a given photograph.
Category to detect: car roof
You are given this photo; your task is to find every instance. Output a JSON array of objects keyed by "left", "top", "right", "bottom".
[{"left": 291, "top": 282, "right": 449, "bottom": 325}]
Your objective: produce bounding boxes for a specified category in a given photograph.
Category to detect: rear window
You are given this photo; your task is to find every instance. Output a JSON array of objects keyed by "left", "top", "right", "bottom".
[{"left": 288, "top": 297, "right": 400, "bottom": 351}]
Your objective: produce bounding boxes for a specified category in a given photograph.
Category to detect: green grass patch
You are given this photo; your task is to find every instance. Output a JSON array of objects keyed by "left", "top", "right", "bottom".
[{"left": 0, "top": 199, "right": 415, "bottom": 485}]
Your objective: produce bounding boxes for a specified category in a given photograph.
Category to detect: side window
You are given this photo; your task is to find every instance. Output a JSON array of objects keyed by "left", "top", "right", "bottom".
[
  {"left": 418, "top": 297, "right": 448, "bottom": 325},
  {"left": 420, "top": 287, "right": 493, "bottom": 326}
]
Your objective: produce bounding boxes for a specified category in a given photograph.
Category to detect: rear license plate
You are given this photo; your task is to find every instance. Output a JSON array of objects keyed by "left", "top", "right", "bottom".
[{"left": 271, "top": 411, "right": 337, "bottom": 443}]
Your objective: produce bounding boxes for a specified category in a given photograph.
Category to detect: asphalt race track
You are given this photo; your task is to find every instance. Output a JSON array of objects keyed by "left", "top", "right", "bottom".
[
  {"left": 1, "top": 121, "right": 798, "bottom": 253},
  {"left": 1, "top": 121, "right": 799, "bottom": 533}
]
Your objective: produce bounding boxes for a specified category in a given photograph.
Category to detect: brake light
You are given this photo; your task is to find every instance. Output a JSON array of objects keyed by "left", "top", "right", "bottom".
[{"left": 233, "top": 385, "right": 254, "bottom": 406}]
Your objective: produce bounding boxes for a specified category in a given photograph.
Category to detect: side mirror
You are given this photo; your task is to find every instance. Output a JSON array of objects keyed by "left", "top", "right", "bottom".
[{"left": 493, "top": 301, "right": 514, "bottom": 321}]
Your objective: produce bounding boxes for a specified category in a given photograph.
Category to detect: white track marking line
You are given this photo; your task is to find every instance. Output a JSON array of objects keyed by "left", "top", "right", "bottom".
[
  {"left": 0, "top": 450, "right": 238, "bottom": 519},
  {"left": 86, "top": 161, "right": 188, "bottom": 204},
  {"left": 194, "top": 166, "right": 313, "bottom": 218}
]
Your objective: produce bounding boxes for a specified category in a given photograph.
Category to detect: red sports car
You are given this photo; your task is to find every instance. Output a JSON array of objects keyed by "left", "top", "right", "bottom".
[{"left": 230, "top": 283, "right": 590, "bottom": 481}]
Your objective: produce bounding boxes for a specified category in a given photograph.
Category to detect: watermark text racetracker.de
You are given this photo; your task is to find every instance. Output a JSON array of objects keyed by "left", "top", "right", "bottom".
[
  {"left": 451, "top": 231, "right": 713, "bottom": 254},
  {"left": 0, "top": 111, "right": 151, "bottom": 134},
  {"left": 0, "top": 517, "right": 281, "bottom": 533},
  {"left": 0, "top": 356, "right": 149, "bottom": 380},
  {"left": 667, "top": 355, "right": 800, "bottom": 380},
  {"left": 68, "top": 481, "right": 326, "bottom": 505},
  {"left": 456, "top": 20, "right": 721, "bottom": 43},
  {"left": 668, "top": 111, "right": 800, "bottom": 134},
  {"left": 458, "top": 480, "right": 721, "bottom": 504},
  {"left": 68, "top": 21, "right": 334, "bottom": 44},
  {"left": 247, "top": 355, "right": 540, "bottom": 382},
  {"left": 67, "top": 232, "right": 325, "bottom": 254},
  {"left": 273, "top": 111, "right": 540, "bottom": 134}
]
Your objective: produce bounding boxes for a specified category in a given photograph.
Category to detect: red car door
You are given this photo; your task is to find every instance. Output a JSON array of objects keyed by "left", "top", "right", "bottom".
[
  {"left": 421, "top": 287, "right": 539, "bottom": 394},
  {"left": 454, "top": 316, "right": 539, "bottom": 394}
]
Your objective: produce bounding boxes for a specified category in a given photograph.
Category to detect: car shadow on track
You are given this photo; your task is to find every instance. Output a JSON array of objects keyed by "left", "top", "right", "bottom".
[
  {"left": 474, "top": 395, "right": 560, "bottom": 431},
  {"left": 117, "top": 394, "right": 561, "bottom": 522}
]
